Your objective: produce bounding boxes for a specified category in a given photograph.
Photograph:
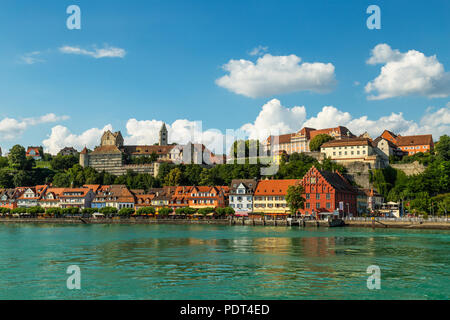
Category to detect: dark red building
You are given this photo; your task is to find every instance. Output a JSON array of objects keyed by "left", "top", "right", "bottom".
[{"left": 299, "top": 166, "right": 357, "bottom": 217}]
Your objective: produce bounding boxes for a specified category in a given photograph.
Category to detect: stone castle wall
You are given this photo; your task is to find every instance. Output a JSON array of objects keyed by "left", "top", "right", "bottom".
[{"left": 391, "top": 161, "right": 426, "bottom": 176}]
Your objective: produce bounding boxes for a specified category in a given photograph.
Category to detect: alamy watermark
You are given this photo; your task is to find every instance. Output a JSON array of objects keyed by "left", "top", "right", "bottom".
[
  {"left": 66, "top": 5, "right": 81, "bottom": 30},
  {"left": 366, "top": 5, "right": 381, "bottom": 30},
  {"left": 66, "top": 265, "right": 81, "bottom": 290},
  {"left": 366, "top": 265, "right": 381, "bottom": 290}
]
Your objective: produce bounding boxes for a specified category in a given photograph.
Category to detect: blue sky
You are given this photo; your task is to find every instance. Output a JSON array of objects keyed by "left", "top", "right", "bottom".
[{"left": 0, "top": 0, "right": 449, "bottom": 154}]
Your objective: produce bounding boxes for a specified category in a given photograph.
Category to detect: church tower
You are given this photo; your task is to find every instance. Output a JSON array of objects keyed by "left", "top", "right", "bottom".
[{"left": 159, "top": 123, "right": 168, "bottom": 146}]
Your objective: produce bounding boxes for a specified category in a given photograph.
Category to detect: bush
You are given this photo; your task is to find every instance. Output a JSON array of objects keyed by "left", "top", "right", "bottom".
[
  {"left": 158, "top": 207, "right": 173, "bottom": 216},
  {"left": 136, "top": 207, "right": 156, "bottom": 215},
  {"left": 118, "top": 207, "right": 135, "bottom": 217},
  {"left": 62, "top": 207, "right": 80, "bottom": 215},
  {"left": 46, "top": 208, "right": 62, "bottom": 216},
  {"left": 0, "top": 207, "right": 11, "bottom": 215},
  {"left": 198, "top": 207, "right": 214, "bottom": 216},
  {"left": 12, "top": 207, "right": 27, "bottom": 214},
  {"left": 99, "top": 206, "right": 118, "bottom": 215},
  {"left": 27, "top": 206, "right": 45, "bottom": 215}
]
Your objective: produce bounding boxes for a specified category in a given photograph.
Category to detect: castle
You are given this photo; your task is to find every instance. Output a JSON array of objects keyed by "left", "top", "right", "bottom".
[
  {"left": 79, "top": 123, "right": 225, "bottom": 177},
  {"left": 80, "top": 123, "right": 171, "bottom": 177}
]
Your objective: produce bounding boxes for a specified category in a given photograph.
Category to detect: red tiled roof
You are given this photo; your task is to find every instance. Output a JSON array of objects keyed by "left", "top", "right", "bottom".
[
  {"left": 396, "top": 135, "right": 433, "bottom": 147},
  {"left": 254, "top": 179, "right": 301, "bottom": 196},
  {"left": 321, "top": 138, "right": 373, "bottom": 148}
]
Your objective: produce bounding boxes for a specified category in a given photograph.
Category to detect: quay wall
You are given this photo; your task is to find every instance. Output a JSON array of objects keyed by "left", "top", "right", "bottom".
[{"left": 1, "top": 218, "right": 449, "bottom": 230}]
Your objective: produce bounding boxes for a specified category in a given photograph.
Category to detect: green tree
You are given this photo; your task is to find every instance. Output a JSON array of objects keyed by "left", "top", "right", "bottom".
[
  {"left": 0, "top": 169, "right": 13, "bottom": 188},
  {"left": 309, "top": 134, "right": 334, "bottom": 151},
  {"left": 435, "top": 134, "right": 450, "bottom": 161},
  {"left": 136, "top": 207, "right": 156, "bottom": 215},
  {"left": 0, "top": 157, "right": 9, "bottom": 168},
  {"left": 118, "top": 207, "right": 135, "bottom": 217},
  {"left": 164, "top": 168, "right": 183, "bottom": 186},
  {"left": 13, "top": 170, "right": 32, "bottom": 187},
  {"left": 8, "top": 145, "right": 27, "bottom": 170},
  {"left": 286, "top": 184, "right": 306, "bottom": 215},
  {"left": 158, "top": 207, "right": 173, "bottom": 217}
]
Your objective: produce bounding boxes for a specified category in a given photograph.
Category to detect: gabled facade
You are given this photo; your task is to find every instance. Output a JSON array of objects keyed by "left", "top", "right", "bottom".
[
  {"left": 229, "top": 179, "right": 257, "bottom": 215},
  {"left": 253, "top": 179, "right": 300, "bottom": 214},
  {"left": 187, "top": 186, "right": 229, "bottom": 209},
  {"left": 26, "top": 147, "right": 42, "bottom": 160},
  {"left": 17, "top": 185, "right": 48, "bottom": 208},
  {"left": 0, "top": 188, "right": 23, "bottom": 209},
  {"left": 92, "top": 185, "right": 135, "bottom": 209},
  {"left": 60, "top": 188, "right": 95, "bottom": 209},
  {"left": 39, "top": 188, "right": 65, "bottom": 208},
  {"left": 299, "top": 166, "right": 357, "bottom": 217}
]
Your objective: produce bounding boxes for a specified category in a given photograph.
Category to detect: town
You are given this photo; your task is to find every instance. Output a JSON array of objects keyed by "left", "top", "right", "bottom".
[{"left": 0, "top": 123, "right": 448, "bottom": 221}]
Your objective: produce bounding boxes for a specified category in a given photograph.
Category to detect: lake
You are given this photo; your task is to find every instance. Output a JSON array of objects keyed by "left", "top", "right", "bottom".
[{"left": 0, "top": 223, "right": 448, "bottom": 299}]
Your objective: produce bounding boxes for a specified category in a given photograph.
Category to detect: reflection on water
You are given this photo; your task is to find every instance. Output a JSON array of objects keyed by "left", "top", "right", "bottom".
[{"left": 0, "top": 223, "right": 449, "bottom": 300}]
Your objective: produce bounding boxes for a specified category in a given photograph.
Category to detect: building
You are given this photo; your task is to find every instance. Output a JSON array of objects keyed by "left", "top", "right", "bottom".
[
  {"left": 253, "top": 179, "right": 300, "bottom": 215},
  {"left": 264, "top": 126, "right": 354, "bottom": 155},
  {"left": 299, "top": 166, "right": 357, "bottom": 217},
  {"left": 39, "top": 188, "right": 65, "bottom": 208},
  {"left": 373, "top": 137, "right": 403, "bottom": 158},
  {"left": 26, "top": 147, "right": 42, "bottom": 160},
  {"left": 0, "top": 188, "right": 24, "bottom": 209},
  {"left": 135, "top": 194, "right": 156, "bottom": 210},
  {"left": 229, "top": 179, "right": 257, "bottom": 216},
  {"left": 59, "top": 188, "right": 95, "bottom": 209},
  {"left": 58, "top": 147, "right": 78, "bottom": 156},
  {"left": 320, "top": 138, "right": 388, "bottom": 169},
  {"left": 169, "top": 186, "right": 191, "bottom": 210},
  {"left": 79, "top": 126, "right": 170, "bottom": 177},
  {"left": 17, "top": 185, "right": 48, "bottom": 208},
  {"left": 92, "top": 185, "right": 135, "bottom": 209},
  {"left": 396, "top": 135, "right": 434, "bottom": 155},
  {"left": 378, "top": 130, "right": 434, "bottom": 156},
  {"left": 151, "top": 187, "right": 176, "bottom": 209}
]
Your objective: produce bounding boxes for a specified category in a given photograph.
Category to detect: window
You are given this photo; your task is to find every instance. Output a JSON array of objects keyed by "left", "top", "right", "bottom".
[
  {"left": 316, "top": 203, "right": 320, "bottom": 209},
  {"left": 326, "top": 193, "right": 330, "bottom": 200},
  {"left": 316, "top": 194, "right": 320, "bottom": 200},
  {"left": 326, "top": 203, "right": 331, "bottom": 209},
  {"left": 306, "top": 203, "right": 310, "bottom": 209}
]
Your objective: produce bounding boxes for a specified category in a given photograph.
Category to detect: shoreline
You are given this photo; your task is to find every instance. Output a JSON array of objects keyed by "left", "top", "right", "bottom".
[{"left": 0, "top": 217, "right": 449, "bottom": 230}]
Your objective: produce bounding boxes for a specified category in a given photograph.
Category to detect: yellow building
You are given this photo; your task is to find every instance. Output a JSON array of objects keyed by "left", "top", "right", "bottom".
[{"left": 253, "top": 179, "right": 301, "bottom": 215}]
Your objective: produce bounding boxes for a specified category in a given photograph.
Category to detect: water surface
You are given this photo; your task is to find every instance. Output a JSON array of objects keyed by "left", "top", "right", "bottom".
[{"left": 0, "top": 223, "right": 448, "bottom": 299}]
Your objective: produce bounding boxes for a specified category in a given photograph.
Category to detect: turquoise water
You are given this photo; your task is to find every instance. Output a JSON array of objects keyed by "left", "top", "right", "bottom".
[{"left": 0, "top": 223, "right": 448, "bottom": 300}]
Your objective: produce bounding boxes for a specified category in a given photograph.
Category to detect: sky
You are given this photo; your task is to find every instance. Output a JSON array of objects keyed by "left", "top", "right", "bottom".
[{"left": 0, "top": 0, "right": 449, "bottom": 155}]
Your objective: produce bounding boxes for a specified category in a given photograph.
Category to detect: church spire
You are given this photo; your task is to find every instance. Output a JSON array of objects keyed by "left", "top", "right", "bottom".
[{"left": 159, "top": 123, "right": 168, "bottom": 146}]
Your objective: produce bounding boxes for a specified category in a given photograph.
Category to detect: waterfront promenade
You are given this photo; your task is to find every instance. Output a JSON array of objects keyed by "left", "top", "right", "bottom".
[{"left": 1, "top": 216, "right": 449, "bottom": 230}]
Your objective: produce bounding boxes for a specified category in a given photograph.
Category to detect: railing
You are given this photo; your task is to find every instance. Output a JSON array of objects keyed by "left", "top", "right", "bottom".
[{"left": 344, "top": 216, "right": 450, "bottom": 223}]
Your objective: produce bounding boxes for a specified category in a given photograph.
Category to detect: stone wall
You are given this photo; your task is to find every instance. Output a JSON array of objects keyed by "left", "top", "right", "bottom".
[
  {"left": 391, "top": 161, "right": 426, "bottom": 176},
  {"left": 341, "top": 162, "right": 373, "bottom": 189}
]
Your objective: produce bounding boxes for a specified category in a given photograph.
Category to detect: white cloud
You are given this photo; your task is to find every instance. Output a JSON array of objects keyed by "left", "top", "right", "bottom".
[
  {"left": 240, "top": 100, "right": 449, "bottom": 142},
  {"left": 59, "top": 45, "right": 126, "bottom": 59},
  {"left": 365, "top": 43, "right": 450, "bottom": 100},
  {"left": 19, "top": 51, "right": 44, "bottom": 65},
  {"left": 249, "top": 45, "right": 268, "bottom": 56},
  {"left": 240, "top": 99, "right": 306, "bottom": 140},
  {"left": 0, "top": 113, "right": 69, "bottom": 141},
  {"left": 42, "top": 124, "right": 113, "bottom": 155},
  {"left": 40, "top": 101, "right": 450, "bottom": 156},
  {"left": 125, "top": 119, "right": 226, "bottom": 154},
  {"left": 216, "top": 53, "right": 336, "bottom": 98}
]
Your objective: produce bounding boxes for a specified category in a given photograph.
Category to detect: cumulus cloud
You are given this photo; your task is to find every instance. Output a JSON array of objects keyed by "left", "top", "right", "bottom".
[
  {"left": 240, "top": 100, "right": 449, "bottom": 141},
  {"left": 42, "top": 124, "right": 113, "bottom": 154},
  {"left": 240, "top": 99, "right": 306, "bottom": 140},
  {"left": 125, "top": 119, "right": 227, "bottom": 154},
  {"left": 40, "top": 101, "right": 450, "bottom": 156},
  {"left": 59, "top": 45, "right": 126, "bottom": 59},
  {"left": 216, "top": 54, "right": 336, "bottom": 98},
  {"left": 365, "top": 43, "right": 450, "bottom": 100},
  {"left": 0, "top": 113, "right": 69, "bottom": 141}
]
